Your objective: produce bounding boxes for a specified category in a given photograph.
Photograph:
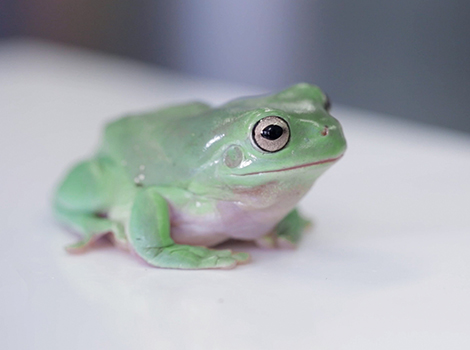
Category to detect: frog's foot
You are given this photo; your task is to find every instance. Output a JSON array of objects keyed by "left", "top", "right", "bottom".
[
  {"left": 276, "top": 236, "right": 298, "bottom": 250},
  {"left": 65, "top": 221, "right": 126, "bottom": 253},
  {"left": 254, "top": 232, "right": 277, "bottom": 249},
  {"left": 254, "top": 232, "right": 298, "bottom": 250},
  {"left": 135, "top": 244, "right": 250, "bottom": 270},
  {"left": 55, "top": 206, "right": 126, "bottom": 253},
  {"left": 65, "top": 234, "right": 103, "bottom": 253}
]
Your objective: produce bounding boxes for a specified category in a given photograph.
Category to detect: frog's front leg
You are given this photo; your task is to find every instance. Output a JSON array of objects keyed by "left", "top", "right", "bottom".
[
  {"left": 129, "top": 187, "right": 249, "bottom": 269},
  {"left": 255, "top": 209, "right": 310, "bottom": 249}
]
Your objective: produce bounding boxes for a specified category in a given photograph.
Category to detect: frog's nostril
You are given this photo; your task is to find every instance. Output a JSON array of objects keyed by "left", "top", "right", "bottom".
[{"left": 321, "top": 126, "right": 329, "bottom": 136}]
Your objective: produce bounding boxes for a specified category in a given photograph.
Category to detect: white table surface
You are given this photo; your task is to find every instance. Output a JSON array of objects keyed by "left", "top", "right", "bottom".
[{"left": 1, "top": 39, "right": 469, "bottom": 350}]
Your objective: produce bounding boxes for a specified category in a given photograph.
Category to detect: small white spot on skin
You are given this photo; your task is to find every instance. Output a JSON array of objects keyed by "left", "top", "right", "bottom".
[
  {"left": 196, "top": 202, "right": 201, "bottom": 208},
  {"left": 134, "top": 176, "right": 140, "bottom": 184},
  {"left": 138, "top": 174, "right": 145, "bottom": 181},
  {"left": 139, "top": 165, "right": 145, "bottom": 171}
]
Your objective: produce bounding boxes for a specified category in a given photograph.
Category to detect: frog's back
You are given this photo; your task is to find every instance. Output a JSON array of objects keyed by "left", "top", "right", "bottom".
[
  {"left": 103, "top": 102, "right": 210, "bottom": 138},
  {"left": 98, "top": 102, "right": 211, "bottom": 186}
]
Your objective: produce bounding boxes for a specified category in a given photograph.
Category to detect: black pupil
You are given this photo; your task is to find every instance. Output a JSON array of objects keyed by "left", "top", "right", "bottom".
[{"left": 261, "top": 125, "right": 283, "bottom": 140}]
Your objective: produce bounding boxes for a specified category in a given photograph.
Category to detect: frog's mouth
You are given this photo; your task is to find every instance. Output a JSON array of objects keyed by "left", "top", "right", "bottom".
[{"left": 238, "top": 154, "right": 343, "bottom": 176}]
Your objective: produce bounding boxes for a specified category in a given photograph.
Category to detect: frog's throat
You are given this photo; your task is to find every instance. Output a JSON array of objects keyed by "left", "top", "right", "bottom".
[{"left": 236, "top": 154, "right": 343, "bottom": 176}]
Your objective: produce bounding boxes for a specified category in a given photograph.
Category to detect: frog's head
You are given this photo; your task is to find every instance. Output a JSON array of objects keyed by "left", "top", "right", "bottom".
[{"left": 192, "top": 83, "right": 347, "bottom": 206}]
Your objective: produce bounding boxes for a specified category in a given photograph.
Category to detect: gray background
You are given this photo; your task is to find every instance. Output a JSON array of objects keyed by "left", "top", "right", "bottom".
[{"left": 1, "top": 0, "right": 469, "bottom": 132}]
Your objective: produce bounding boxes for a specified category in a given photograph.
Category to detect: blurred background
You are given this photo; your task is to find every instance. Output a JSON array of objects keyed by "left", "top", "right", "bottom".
[{"left": 1, "top": 0, "right": 469, "bottom": 132}]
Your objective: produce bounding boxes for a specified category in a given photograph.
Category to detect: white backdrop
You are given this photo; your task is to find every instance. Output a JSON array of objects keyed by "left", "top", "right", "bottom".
[{"left": 1, "top": 40, "right": 470, "bottom": 350}]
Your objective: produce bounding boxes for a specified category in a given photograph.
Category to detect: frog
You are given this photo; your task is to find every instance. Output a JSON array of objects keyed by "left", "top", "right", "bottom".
[{"left": 53, "top": 83, "right": 347, "bottom": 269}]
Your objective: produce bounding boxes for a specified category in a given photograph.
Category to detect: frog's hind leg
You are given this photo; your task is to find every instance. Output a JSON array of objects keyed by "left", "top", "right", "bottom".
[
  {"left": 274, "top": 208, "right": 311, "bottom": 248},
  {"left": 255, "top": 208, "right": 310, "bottom": 249},
  {"left": 54, "top": 157, "right": 128, "bottom": 252},
  {"left": 55, "top": 206, "right": 126, "bottom": 252}
]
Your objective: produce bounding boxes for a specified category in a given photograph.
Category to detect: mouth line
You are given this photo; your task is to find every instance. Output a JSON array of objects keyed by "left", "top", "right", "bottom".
[{"left": 237, "top": 154, "right": 343, "bottom": 176}]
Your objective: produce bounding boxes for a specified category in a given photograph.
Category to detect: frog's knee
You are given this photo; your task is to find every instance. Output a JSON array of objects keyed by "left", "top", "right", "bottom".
[{"left": 55, "top": 158, "right": 115, "bottom": 211}]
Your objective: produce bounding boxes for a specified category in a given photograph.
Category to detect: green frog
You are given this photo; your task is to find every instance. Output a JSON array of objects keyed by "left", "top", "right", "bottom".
[{"left": 54, "top": 83, "right": 346, "bottom": 269}]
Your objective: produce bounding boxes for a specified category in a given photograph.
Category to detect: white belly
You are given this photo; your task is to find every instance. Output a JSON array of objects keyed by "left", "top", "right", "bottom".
[{"left": 169, "top": 200, "right": 292, "bottom": 247}]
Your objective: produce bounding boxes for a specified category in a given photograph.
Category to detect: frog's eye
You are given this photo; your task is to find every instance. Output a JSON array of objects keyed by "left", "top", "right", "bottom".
[
  {"left": 324, "top": 94, "right": 331, "bottom": 112},
  {"left": 252, "top": 116, "right": 290, "bottom": 153}
]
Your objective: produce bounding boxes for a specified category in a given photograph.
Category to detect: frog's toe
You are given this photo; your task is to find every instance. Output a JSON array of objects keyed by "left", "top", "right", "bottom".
[
  {"left": 254, "top": 234, "right": 277, "bottom": 249},
  {"left": 187, "top": 246, "right": 232, "bottom": 258},
  {"left": 232, "top": 252, "right": 250, "bottom": 263},
  {"left": 65, "top": 236, "right": 96, "bottom": 253},
  {"left": 276, "top": 237, "right": 297, "bottom": 250},
  {"left": 199, "top": 255, "right": 238, "bottom": 269},
  {"left": 65, "top": 241, "right": 88, "bottom": 253},
  {"left": 197, "top": 249, "right": 249, "bottom": 269}
]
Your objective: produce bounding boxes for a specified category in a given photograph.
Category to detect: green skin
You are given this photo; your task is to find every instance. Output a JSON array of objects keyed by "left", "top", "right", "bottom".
[{"left": 54, "top": 83, "right": 347, "bottom": 269}]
